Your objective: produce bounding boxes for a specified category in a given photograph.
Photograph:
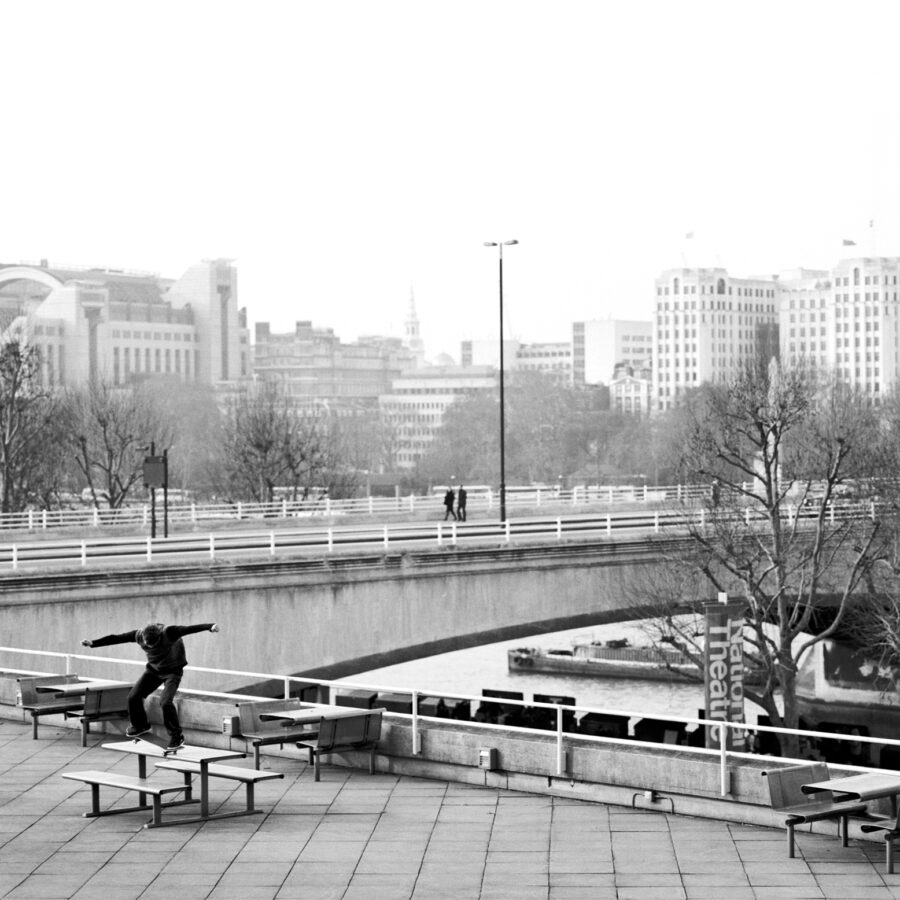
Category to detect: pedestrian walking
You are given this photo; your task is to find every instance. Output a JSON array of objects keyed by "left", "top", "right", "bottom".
[
  {"left": 443, "top": 487, "right": 457, "bottom": 520},
  {"left": 81, "top": 622, "right": 219, "bottom": 750},
  {"left": 457, "top": 485, "right": 467, "bottom": 521}
]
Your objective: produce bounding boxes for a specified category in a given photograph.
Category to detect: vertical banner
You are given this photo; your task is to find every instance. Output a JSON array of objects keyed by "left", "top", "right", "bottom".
[{"left": 704, "top": 600, "right": 746, "bottom": 750}]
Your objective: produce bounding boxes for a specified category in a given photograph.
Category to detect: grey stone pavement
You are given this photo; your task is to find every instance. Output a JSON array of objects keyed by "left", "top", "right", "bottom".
[{"left": 1, "top": 719, "right": 899, "bottom": 900}]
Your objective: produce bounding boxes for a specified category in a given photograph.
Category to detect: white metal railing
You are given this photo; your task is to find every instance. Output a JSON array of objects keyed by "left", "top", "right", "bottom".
[
  {"left": 0, "top": 498, "right": 881, "bottom": 571},
  {"left": 1, "top": 483, "right": 714, "bottom": 534},
  {"left": 3, "top": 645, "right": 896, "bottom": 794}
]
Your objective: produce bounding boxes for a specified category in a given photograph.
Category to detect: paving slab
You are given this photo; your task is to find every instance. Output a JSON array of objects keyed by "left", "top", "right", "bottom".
[{"left": 0, "top": 720, "right": 897, "bottom": 899}]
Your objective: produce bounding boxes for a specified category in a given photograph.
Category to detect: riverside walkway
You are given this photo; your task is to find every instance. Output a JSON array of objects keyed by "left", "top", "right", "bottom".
[{"left": 1, "top": 720, "right": 898, "bottom": 900}]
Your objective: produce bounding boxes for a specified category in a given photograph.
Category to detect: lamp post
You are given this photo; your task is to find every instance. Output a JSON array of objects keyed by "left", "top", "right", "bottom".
[{"left": 483, "top": 239, "right": 518, "bottom": 522}]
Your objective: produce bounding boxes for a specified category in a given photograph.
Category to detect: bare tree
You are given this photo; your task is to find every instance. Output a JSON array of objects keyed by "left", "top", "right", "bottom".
[
  {"left": 0, "top": 332, "right": 62, "bottom": 512},
  {"left": 64, "top": 379, "right": 172, "bottom": 509},
  {"left": 217, "top": 385, "right": 337, "bottom": 502},
  {"left": 648, "top": 360, "right": 886, "bottom": 756}
]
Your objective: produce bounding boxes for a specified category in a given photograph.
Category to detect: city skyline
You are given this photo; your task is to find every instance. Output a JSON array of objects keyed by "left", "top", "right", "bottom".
[{"left": 3, "top": 1, "right": 900, "bottom": 361}]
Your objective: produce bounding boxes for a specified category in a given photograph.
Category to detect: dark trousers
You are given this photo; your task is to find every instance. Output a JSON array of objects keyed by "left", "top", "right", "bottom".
[
  {"left": 129, "top": 667, "right": 183, "bottom": 739},
  {"left": 444, "top": 507, "right": 456, "bottom": 520},
  {"left": 458, "top": 506, "right": 466, "bottom": 521}
]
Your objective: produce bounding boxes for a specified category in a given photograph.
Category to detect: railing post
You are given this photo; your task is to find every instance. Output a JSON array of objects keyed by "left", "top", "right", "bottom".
[
  {"left": 42, "top": 510, "right": 47, "bottom": 530},
  {"left": 146, "top": 538, "right": 152, "bottom": 562},
  {"left": 283, "top": 677, "right": 291, "bottom": 700},
  {"left": 325, "top": 497, "right": 332, "bottom": 515},
  {"left": 606, "top": 514, "right": 611, "bottom": 536},
  {"left": 437, "top": 524, "right": 443, "bottom": 548},
  {"left": 270, "top": 531, "right": 276, "bottom": 556},
  {"left": 369, "top": 496, "right": 374, "bottom": 515},
  {"left": 504, "top": 520, "right": 511, "bottom": 543},
  {"left": 654, "top": 512, "right": 660, "bottom": 533},
  {"left": 327, "top": 528, "right": 334, "bottom": 552},
  {"left": 93, "top": 507, "right": 99, "bottom": 527},
  {"left": 383, "top": 526, "right": 389, "bottom": 549},
  {"left": 209, "top": 534, "right": 215, "bottom": 560},
  {"left": 556, "top": 707, "right": 566, "bottom": 776},
  {"left": 236, "top": 502, "right": 242, "bottom": 520},
  {"left": 720, "top": 729, "right": 729, "bottom": 796},
  {"left": 282, "top": 499, "right": 288, "bottom": 519},
  {"left": 27, "top": 510, "right": 33, "bottom": 530},
  {"left": 65, "top": 654, "right": 74, "bottom": 675},
  {"left": 409, "top": 494, "right": 415, "bottom": 513},
  {"left": 451, "top": 523, "right": 457, "bottom": 545},
  {"left": 11, "top": 545, "right": 17, "bottom": 571},
  {"left": 412, "top": 690, "right": 421, "bottom": 755},
  {"left": 81, "top": 541, "right": 87, "bottom": 566},
  {"left": 556, "top": 518, "right": 562, "bottom": 540}
]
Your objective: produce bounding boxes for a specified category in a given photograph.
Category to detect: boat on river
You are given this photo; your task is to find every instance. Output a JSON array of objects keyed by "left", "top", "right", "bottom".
[{"left": 508, "top": 638, "right": 698, "bottom": 682}]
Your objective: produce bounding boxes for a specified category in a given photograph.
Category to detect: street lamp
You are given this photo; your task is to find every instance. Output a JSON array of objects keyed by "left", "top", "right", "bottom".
[{"left": 483, "top": 239, "right": 518, "bottom": 522}]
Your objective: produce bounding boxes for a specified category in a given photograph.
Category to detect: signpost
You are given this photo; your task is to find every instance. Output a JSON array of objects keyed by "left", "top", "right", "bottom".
[
  {"left": 142, "top": 443, "right": 169, "bottom": 539},
  {"left": 704, "top": 594, "right": 746, "bottom": 751}
]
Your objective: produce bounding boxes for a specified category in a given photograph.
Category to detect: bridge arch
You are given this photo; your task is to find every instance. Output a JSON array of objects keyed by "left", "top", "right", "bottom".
[{"left": 0, "top": 266, "right": 65, "bottom": 292}]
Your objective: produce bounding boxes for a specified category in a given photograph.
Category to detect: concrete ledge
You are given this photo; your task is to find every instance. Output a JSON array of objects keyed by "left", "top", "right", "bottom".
[{"left": 0, "top": 679, "right": 880, "bottom": 845}]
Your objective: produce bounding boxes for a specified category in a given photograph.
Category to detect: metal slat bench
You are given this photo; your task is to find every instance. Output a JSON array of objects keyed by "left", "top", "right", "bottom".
[
  {"left": 17, "top": 675, "right": 84, "bottom": 739},
  {"left": 65, "top": 685, "right": 130, "bottom": 746},
  {"left": 235, "top": 698, "right": 318, "bottom": 768},
  {"left": 62, "top": 770, "right": 190, "bottom": 827},
  {"left": 155, "top": 759, "right": 284, "bottom": 813},
  {"left": 763, "top": 763, "right": 869, "bottom": 857},
  {"left": 297, "top": 708, "right": 383, "bottom": 782}
]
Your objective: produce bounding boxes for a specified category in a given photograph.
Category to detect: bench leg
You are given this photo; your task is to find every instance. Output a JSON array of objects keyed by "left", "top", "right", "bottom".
[
  {"left": 245, "top": 782, "right": 256, "bottom": 813},
  {"left": 787, "top": 822, "right": 795, "bottom": 858},
  {"left": 253, "top": 744, "right": 261, "bottom": 770},
  {"left": 89, "top": 783, "right": 101, "bottom": 817},
  {"left": 368, "top": 745, "right": 376, "bottom": 775},
  {"left": 840, "top": 815, "right": 849, "bottom": 848},
  {"left": 81, "top": 719, "right": 89, "bottom": 748},
  {"left": 150, "top": 795, "right": 163, "bottom": 827},
  {"left": 31, "top": 712, "right": 39, "bottom": 740},
  {"left": 313, "top": 751, "right": 321, "bottom": 782},
  {"left": 888, "top": 837, "right": 895, "bottom": 875}
]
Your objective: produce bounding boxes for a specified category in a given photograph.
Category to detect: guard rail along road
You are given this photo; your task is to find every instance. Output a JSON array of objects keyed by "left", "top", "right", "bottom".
[{"left": 0, "top": 494, "right": 880, "bottom": 571}]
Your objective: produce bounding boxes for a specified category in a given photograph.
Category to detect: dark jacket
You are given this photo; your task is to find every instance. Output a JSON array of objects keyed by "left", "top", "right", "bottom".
[{"left": 88, "top": 624, "right": 214, "bottom": 675}]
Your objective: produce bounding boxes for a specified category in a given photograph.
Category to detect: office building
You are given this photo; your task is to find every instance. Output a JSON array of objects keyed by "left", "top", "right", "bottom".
[
  {"left": 653, "top": 268, "right": 778, "bottom": 412},
  {"left": 379, "top": 365, "right": 497, "bottom": 469},
  {"left": 253, "top": 320, "right": 418, "bottom": 409},
  {"left": 0, "top": 259, "right": 248, "bottom": 388},
  {"left": 573, "top": 319, "right": 652, "bottom": 387}
]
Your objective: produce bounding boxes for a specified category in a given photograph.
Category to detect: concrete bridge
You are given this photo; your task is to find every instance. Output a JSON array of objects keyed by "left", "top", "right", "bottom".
[{"left": 0, "top": 536, "right": 682, "bottom": 686}]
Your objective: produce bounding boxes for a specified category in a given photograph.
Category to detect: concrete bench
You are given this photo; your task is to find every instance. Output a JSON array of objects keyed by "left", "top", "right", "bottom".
[
  {"left": 65, "top": 685, "right": 130, "bottom": 746},
  {"left": 155, "top": 759, "right": 284, "bottom": 813},
  {"left": 235, "top": 698, "right": 318, "bottom": 768},
  {"left": 763, "top": 762, "right": 869, "bottom": 857},
  {"left": 17, "top": 675, "right": 84, "bottom": 739},
  {"left": 297, "top": 708, "right": 383, "bottom": 782},
  {"left": 62, "top": 769, "right": 189, "bottom": 827}
]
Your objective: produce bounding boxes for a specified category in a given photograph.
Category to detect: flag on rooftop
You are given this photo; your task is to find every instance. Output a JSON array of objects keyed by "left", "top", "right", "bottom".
[{"left": 842, "top": 239, "right": 856, "bottom": 246}]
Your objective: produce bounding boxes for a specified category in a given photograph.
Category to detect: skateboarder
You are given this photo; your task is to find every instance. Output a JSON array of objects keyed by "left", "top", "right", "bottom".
[{"left": 81, "top": 622, "right": 219, "bottom": 750}]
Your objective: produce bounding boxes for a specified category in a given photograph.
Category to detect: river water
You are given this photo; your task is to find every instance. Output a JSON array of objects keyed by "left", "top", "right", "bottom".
[{"left": 343, "top": 619, "right": 769, "bottom": 727}]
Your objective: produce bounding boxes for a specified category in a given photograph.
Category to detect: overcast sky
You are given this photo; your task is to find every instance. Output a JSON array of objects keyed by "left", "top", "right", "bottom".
[{"left": 3, "top": 1, "right": 900, "bottom": 361}]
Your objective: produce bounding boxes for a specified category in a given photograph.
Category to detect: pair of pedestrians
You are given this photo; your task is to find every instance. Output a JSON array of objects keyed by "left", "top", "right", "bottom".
[{"left": 442, "top": 485, "right": 468, "bottom": 521}]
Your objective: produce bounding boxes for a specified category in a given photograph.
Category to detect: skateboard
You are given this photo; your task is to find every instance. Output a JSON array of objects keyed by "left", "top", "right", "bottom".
[{"left": 131, "top": 731, "right": 184, "bottom": 756}]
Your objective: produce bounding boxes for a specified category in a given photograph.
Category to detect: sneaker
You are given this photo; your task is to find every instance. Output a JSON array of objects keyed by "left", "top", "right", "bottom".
[
  {"left": 125, "top": 726, "right": 152, "bottom": 738},
  {"left": 166, "top": 736, "right": 185, "bottom": 751}
]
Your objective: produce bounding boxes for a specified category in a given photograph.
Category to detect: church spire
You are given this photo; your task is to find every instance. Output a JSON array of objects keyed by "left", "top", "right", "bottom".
[{"left": 404, "top": 285, "right": 425, "bottom": 365}]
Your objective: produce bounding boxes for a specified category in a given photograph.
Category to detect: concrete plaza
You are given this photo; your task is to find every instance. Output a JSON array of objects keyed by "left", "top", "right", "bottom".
[{"left": 1, "top": 718, "right": 897, "bottom": 900}]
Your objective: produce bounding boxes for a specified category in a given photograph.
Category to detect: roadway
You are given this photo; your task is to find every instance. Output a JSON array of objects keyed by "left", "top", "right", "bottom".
[{"left": 0, "top": 500, "right": 876, "bottom": 572}]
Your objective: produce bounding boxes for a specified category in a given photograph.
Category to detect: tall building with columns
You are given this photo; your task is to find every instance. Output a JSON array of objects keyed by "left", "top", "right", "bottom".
[
  {"left": 0, "top": 259, "right": 248, "bottom": 389},
  {"left": 653, "top": 255, "right": 900, "bottom": 412}
]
